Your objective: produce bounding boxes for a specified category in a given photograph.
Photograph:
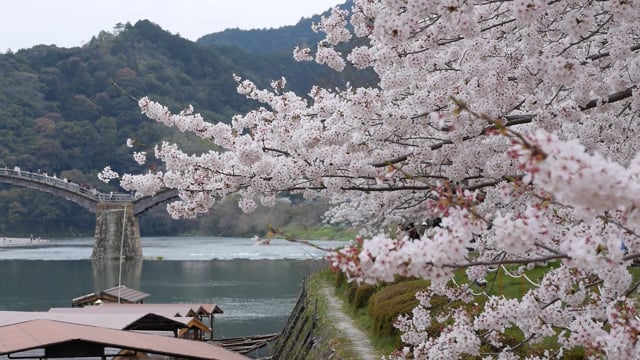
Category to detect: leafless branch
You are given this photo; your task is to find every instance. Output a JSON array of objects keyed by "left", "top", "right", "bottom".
[{"left": 267, "top": 225, "right": 337, "bottom": 252}]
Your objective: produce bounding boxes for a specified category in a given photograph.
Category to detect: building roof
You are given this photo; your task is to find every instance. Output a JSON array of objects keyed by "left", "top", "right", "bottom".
[
  {"left": 71, "top": 285, "right": 150, "bottom": 307},
  {"left": 50, "top": 303, "right": 223, "bottom": 316},
  {"left": 0, "top": 319, "right": 248, "bottom": 360},
  {"left": 0, "top": 311, "right": 189, "bottom": 332},
  {"left": 102, "top": 285, "right": 149, "bottom": 303},
  {"left": 177, "top": 317, "right": 214, "bottom": 337}
]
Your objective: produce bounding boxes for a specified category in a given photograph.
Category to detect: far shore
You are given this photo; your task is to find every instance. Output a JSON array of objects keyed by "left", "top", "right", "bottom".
[{"left": 0, "top": 237, "right": 50, "bottom": 247}]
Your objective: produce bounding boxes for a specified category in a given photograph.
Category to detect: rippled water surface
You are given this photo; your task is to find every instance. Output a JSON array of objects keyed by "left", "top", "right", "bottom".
[
  {"left": 0, "top": 236, "right": 343, "bottom": 260},
  {"left": 0, "top": 237, "right": 342, "bottom": 338}
]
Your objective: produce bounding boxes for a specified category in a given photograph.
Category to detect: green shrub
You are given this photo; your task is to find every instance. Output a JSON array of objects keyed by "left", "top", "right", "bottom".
[
  {"left": 335, "top": 271, "right": 348, "bottom": 288},
  {"left": 352, "top": 283, "right": 376, "bottom": 309},
  {"left": 368, "top": 279, "right": 430, "bottom": 337},
  {"left": 562, "top": 346, "right": 586, "bottom": 359},
  {"left": 347, "top": 281, "right": 358, "bottom": 304}
]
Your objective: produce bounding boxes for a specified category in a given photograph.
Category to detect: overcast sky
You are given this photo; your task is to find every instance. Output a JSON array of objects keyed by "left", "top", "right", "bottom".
[{"left": 0, "top": 0, "right": 342, "bottom": 52}]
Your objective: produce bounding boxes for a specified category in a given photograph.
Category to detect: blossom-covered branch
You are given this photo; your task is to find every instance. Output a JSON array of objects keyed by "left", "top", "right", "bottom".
[{"left": 107, "top": 0, "right": 640, "bottom": 358}]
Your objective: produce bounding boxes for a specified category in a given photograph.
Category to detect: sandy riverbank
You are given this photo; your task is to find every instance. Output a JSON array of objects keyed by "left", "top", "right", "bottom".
[{"left": 0, "top": 237, "right": 50, "bottom": 247}]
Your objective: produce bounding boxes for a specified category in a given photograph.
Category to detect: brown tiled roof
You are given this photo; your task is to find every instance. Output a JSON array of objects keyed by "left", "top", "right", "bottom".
[{"left": 0, "top": 319, "right": 248, "bottom": 360}]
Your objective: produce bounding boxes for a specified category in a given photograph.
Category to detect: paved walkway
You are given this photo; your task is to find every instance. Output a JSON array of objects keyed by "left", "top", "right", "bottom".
[{"left": 320, "top": 285, "right": 378, "bottom": 360}]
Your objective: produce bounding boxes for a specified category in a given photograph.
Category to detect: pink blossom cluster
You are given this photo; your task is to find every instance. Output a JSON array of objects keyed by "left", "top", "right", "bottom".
[{"left": 107, "top": 0, "right": 640, "bottom": 358}]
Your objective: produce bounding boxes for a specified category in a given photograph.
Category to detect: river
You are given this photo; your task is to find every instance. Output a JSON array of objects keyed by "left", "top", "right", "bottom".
[{"left": 0, "top": 236, "right": 343, "bottom": 338}]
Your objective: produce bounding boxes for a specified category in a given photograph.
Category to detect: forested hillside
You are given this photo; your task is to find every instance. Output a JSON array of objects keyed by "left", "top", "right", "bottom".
[
  {"left": 0, "top": 16, "right": 362, "bottom": 238},
  {"left": 196, "top": 16, "right": 322, "bottom": 54}
]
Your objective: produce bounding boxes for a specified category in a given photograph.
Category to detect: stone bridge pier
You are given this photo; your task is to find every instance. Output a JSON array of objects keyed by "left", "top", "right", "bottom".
[
  {"left": 0, "top": 167, "right": 179, "bottom": 262},
  {"left": 92, "top": 202, "right": 142, "bottom": 261}
]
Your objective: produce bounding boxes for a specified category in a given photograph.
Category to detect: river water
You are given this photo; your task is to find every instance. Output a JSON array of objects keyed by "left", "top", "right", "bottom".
[{"left": 0, "top": 237, "right": 342, "bottom": 338}]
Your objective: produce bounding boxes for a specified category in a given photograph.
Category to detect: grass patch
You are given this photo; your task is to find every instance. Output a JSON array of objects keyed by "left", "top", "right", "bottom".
[
  {"left": 305, "top": 269, "right": 368, "bottom": 359},
  {"left": 331, "top": 272, "right": 408, "bottom": 355},
  {"left": 368, "top": 279, "right": 430, "bottom": 338}
]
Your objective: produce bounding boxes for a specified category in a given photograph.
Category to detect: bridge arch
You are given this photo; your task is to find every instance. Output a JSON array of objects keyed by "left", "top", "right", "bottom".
[{"left": 0, "top": 167, "right": 179, "bottom": 260}]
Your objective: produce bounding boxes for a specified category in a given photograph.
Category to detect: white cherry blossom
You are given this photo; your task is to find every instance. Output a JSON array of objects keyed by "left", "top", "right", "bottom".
[{"left": 110, "top": 1, "right": 640, "bottom": 358}]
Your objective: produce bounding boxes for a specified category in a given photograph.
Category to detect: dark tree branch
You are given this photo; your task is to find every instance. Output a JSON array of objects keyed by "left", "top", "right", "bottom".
[
  {"left": 578, "top": 87, "right": 635, "bottom": 111},
  {"left": 584, "top": 44, "right": 640, "bottom": 63},
  {"left": 371, "top": 155, "right": 409, "bottom": 167},
  {"left": 262, "top": 146, "right": 291, "bottom": 157},
  {"left": 446, "top": 253, "right": 569, "bottom": 268}
]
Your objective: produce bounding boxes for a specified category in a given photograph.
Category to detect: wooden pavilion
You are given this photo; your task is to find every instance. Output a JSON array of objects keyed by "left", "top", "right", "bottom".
[{"left": 71, "top": 285, "right": 149, "bottom": 307}]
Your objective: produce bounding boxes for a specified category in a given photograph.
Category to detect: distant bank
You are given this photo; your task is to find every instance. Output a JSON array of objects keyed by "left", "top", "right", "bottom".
[{"left": 0, "top": 237, "right": 49, "bottom": 247}]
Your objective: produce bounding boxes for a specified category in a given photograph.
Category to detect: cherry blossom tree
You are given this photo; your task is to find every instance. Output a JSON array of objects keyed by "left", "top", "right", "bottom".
[{"left": 103, "top": 0, "right": 640, "bottom": 358}]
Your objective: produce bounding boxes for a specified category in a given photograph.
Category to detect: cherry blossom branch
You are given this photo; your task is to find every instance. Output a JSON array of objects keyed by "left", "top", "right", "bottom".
[
  {"left": 584, "top": 44, "right": 640, "bottom": 63},
  {"left": 370, "top": 86, "right": 636, "bottom": 169},
  {"left": 622, "top": 252, "right": 640, "bottom": 262},
  {"left": 262, "top": 146, "right": 291, "bottom": 157},
  {"left": 445, "top": 254, "right": 569, "bottom": 269},
  {"left": 534, "top": 242, "right": 561, "bottom": 255},
  {"left": 624, "top": 280, "right": 640, "bottom": 297},
  {"left": 508, "top": 333, "right": 537, "bottom": 352},
  {"left": 599, "top": 216, "right": 640, "bottom": 240},
  {"left": 370, "top": 155, "right": 409, "bottom": 167},
  {"left": 125, "top": 3, "right": 640, "bottom": 357},
  {"left": 579, "top": 86, "right": 636, "bottom": 111},
  {"left": 266, "top": 225, "right": 336, "bottom": 252},
  {"left": 557, "top": 15, "right": 613, "bottom": 56},
  {"left": 341, "top": 185, "right": 435, "bottom": 192}
]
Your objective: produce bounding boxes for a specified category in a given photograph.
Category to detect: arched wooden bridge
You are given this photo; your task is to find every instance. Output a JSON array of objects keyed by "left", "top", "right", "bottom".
[{"left": 0, "top": 167, "right": 178, "bottom": 261}]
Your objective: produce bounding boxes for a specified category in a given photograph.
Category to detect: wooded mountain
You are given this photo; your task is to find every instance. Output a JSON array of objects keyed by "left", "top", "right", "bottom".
[
  {"left": 196, "top": 0, "right": 353, "bottom": 53},
  {"left": 196, "top": 15, "right": 323, "bottom": 54},
  {"left": 0, "top": 7, "right": 368, "bottom": 238}
]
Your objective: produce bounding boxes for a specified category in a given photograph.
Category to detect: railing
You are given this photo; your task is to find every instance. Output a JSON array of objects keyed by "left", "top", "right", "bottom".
[
  {"left": 0, "top": 167, "right": 134, "bottom": 202},
  {"left": 270, "top": 278, "right": 314, "bottom": 360}
]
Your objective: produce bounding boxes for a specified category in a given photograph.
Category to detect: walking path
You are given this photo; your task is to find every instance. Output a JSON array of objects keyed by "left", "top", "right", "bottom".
[{"left": 320, "top": 285, "right": 378, "bottom": 360}]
